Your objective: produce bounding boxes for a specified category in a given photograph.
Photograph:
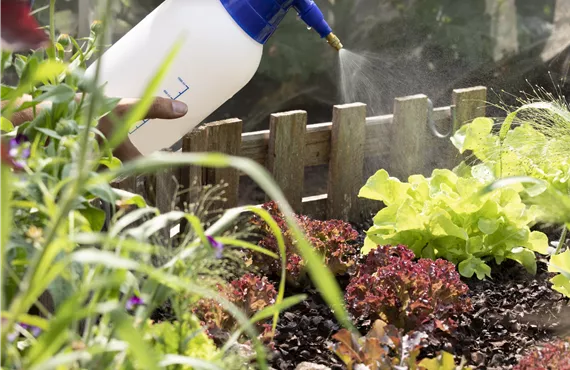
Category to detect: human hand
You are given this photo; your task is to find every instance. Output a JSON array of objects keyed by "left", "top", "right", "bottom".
[{"left": 1, "top": 95, "right": 188, "bottom": 162}]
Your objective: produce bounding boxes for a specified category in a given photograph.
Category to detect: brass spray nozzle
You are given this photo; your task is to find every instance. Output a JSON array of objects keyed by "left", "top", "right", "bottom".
[{"left": 326, "top": 33, "right": 343, "bottom": 51}]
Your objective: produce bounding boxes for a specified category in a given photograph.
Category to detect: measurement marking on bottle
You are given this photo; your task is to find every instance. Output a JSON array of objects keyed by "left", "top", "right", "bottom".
[{"left": 129, "top": 77, "right": 190, "bottom": 135}]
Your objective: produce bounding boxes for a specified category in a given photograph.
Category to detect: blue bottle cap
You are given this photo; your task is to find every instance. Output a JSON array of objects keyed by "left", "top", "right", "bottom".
[{"left": 219, "top": 0, "right": 332, "bottom": 44}]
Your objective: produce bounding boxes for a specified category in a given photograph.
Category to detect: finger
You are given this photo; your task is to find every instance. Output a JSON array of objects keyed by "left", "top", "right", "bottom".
[
  {"left": 114, "top": 97, "right": 188, "bottom": 120},
  {"left": 1, "top": 94, "right": 81, "bottom": 127},
  {"left": 1, "top": 95, "right": 35, "bottom": 126}
]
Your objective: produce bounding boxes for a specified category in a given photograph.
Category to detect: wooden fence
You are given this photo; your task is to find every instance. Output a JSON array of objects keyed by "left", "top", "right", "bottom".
[{"left": 111, "top": 86, "right": 488, "bottom": 225}]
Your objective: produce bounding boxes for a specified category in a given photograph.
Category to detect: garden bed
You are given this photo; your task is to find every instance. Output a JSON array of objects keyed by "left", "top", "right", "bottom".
[{"left": 266, "top": 223, "right": 570, "bottom": 370}]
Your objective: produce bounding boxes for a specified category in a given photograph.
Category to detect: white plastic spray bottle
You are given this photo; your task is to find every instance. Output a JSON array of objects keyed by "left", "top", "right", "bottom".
[{"left": 86, "top": 0, "right": 342, "bottom": 155}]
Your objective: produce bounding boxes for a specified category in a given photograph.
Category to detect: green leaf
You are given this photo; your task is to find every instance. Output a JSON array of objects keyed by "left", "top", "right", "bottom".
[
  {"left": 29, "top": 351, "right": 92, "bottom": 370},
  {"left": 31, "top": 60, "right": 68, "bottom": 84},
  {"left": 458, "top": 257, "right": 491, "bottom": 279},
  {"left": 216, "top": 236, "right": 279, "bottom": 259},
  {"left": 112, "top": 188, "right": 147, "bottom": 208},
  {"left": 1, "top": 84, "right": 16, "bottom": 98},
  {"left": 550, "top": 274, "right": 570, "bottom": 297},
  {"left": 71, "top": 249, "right": 139, "bottom": 270},
  {"left": 478, "top": 218, "right": 499, "bottom": 235},
  {"left": 1, "top": 165, "right": 13, "bottom": 277},
  {"left": 525, "top": 231, "right": 549, "bottom": 254},
  {"left": 507, "top": 247, "right": 537, "bottom": 275},
  {"left": 158, "top": 355, "right": 223, "bottom": 370},
  {"left": 79, "top": 204, "right": 107, "bottom": 232},
  {"left": 1, "top": 51, "right": 12, "bottom": 74},
  {"left": 99, "top": 156, "right": 122, "bottom": 170},
  {"left": 481, "top": 176, "right": 545, "bottom": 196},
  {"left": 395, "top": 199, "right": 423, "bottom": 231},
  {"left": 34, "top": 84, "right": 75, "bottom": 104},
  {"left": 358, "top": 169, "right": 410, "bottom": 204},
  {"left": 430, "top": 211, "right": 468, "bottom": 240},
  {"left": 418, "top": 351, "right": 458, "bottom": 370},
  {"left": 549, "top": 250, "right": 570, "bottom": 275},
  {"left": 111, "top": 310, "right": 161, "bottom": 370},
  {"left": 87, "top": 182, "right": 116, "bottom": 204},
  {"left": 1, "top": 117, "right": 14, "bottom": 132},
  {"left": 35, "top": 127, "right": 62, "bottom": 140},
  {"left": 24, "top": 294, "right": 81, "bottom": 367}
]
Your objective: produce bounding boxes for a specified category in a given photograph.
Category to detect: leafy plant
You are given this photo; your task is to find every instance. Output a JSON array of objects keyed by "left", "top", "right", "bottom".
[
  {"left": 548, "top": 249, "right": 570, "bottom": 296},
  {"left": 482, "top": 176, "right": 570, "bottom": 298},
  {"left": 143, "top": 313, "right": 221, "bottom": 367},
  {"left": 330, "top": 319, "right": 427, "bottom": 370},
  {"left": 250, "top": 201, "right": 359, "bottom": 283},
  {"left": 192, "top": 273, "right": 278, "bottom": 342},
  {"left": 329, "top": 319, "right": 472, "bottom": 370},
  {"left": 1, "top": 2, "right": 356, "bottom": 368},
  {"left": 451, "top": 114, "right": 570, "bottom": 195},
  {"left": 418, "top": 352, "right": 473, "bottom": 370},
  {"left": 513, "top": 338, "right": 570, "bottom": 370},
  {"left": 358, "top": 168, "right": 548, "bottom": 279},
  {"left": 345, "top": 245, "right": 472, "bottom": 332},
  {"left": 466, "top": 94, "right": 570, "bottom": 297}
]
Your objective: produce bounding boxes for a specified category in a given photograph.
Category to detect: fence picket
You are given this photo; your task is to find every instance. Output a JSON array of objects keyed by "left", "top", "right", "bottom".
[
  {"left": 327, "top": 103, "right": 366, "bottom": 222},
  {"left": 105, "top": 87, "right": 487, "bottom": 226},
  {"left": 449, "top": 86, "right": 488, "bottom": 166},
  {"left": 180, "top": 126, "right": 208, "bottom": 212},
  {"left": 388, "top": 94, "right": 430, "bottom": 179},
  {"left": 205, "top": 118, "right": 242, "bottom": 209},
  {"left": 266, "top": 111, "right": 307, "bottom": 213}
]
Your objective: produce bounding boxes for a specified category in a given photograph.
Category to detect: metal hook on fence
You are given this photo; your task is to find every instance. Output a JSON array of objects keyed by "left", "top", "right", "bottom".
[{"left": 427, "top": 98, "right": 454, "bottom": 139}]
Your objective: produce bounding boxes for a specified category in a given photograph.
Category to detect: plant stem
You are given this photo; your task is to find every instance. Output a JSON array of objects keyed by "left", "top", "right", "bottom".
[
  {"left": 555, "top": 226, "right": 567, "bottom": 255},
  {"left": 47, "top": 0, "right": 57, "bottom": 59},
  {"left": 2, "top": 0, "right": 113, "bottom": 345},
  {"left": 49, "top": 0, "right": 56, "bottom": 43}
]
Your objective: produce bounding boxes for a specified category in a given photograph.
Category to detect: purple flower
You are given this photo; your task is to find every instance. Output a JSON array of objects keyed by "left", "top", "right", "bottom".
[
  {"left": 7, "top": 134, "right": 30, "bottom": 169},
  {"left": 3, "top": 321, "right": 41, "bottom": 342},
  {"left": 20, "top": 323, "right": 41, "bottom": 337},
  {"left": 6, "top": 331, "right": 18, "bottom": 343},
  {"left": 126, "top": 295, "right": 145, "bottom": 310},
  {"left": 207, "top": 235, "right": 224, "bottom": 259}
]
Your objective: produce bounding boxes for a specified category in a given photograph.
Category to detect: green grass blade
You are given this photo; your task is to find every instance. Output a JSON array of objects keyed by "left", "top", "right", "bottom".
[
  {"left": 95, "top": 151, "right": 356, "bottom": 333},
  {"left": 110, "top": 310, "right": 161, "bottom": 370},
  {"left": 242, "top": 206, "right": 288, "bottom": 333},
  {"left": 158, "top": 355, "right": 223, "bottom": 370},
  {"left": 1, "top": 165, "right": 14, "bottom": 311},
  {"left": 215, "top": 236, "right": 279, "bottom": 259}
]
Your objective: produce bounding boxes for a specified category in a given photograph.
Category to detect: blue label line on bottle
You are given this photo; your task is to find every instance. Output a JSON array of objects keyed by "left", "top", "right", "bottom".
[{"left": 129, "top": 77, "right": 190, "bottom": 135}]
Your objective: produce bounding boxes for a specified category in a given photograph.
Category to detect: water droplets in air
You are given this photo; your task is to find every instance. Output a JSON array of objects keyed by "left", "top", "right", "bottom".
[{"left": 338, "top": 49, "right": 407, "bottom": 116}]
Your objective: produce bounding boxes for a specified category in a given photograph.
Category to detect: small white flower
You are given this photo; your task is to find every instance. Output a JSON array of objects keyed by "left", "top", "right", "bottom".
[{"left": 354, "top": 364, "right": 371, "bottom": 370}]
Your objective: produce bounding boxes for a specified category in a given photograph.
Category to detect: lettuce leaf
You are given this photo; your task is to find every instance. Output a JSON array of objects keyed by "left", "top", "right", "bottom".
[{"left": 359, "top": 168, "right": 547, "bottom": 278}]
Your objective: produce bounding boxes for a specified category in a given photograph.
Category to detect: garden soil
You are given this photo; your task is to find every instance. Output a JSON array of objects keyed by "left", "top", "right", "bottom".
[
  {"left": 268, "top": 225, "right": 570, "bottom": 370},
  {"left": 151, "top": 224, "right": 570, "bottom": 370}
]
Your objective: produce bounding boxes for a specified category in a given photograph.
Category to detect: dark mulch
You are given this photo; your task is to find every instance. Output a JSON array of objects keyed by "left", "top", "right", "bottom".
[
  {"left": 267, "top": 222, "right": 570, "bottom": 370},
  {"left": 424, "top": 259, "right": 570, "bottom": 369},
  {"left": 150, "top": 219, "right": 570, "bottom": 369},
  {"left": 269, "top": 288, "right": 346, "bottom": 370}
]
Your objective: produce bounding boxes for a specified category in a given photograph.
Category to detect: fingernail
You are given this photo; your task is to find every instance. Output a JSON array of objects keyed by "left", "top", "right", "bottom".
[{"left": 172, "top": 100, "right": 188, "bottom": 115}]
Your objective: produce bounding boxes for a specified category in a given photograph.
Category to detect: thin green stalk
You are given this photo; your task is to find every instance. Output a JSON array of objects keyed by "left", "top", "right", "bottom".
[
  {"left": 77, "top": 0, "right": 113, "bottom": 179},
  {"left": 555, "top": 226, "right": 567, "bottom": 255},
  {"left": 47, "top": 0, "right": 57, "bottom": 59},
  {"left": 2, "top": 0, "right": 113, "bottom": 345},
  {"left": 49, "top": 0, "right": 56, "bottom": 43}
]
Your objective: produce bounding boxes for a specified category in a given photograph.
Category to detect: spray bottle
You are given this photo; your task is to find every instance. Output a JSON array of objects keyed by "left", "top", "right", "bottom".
[{"left": 86, "top": 0, "right": 343, "bottom": 155}]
